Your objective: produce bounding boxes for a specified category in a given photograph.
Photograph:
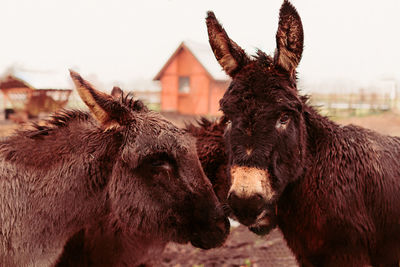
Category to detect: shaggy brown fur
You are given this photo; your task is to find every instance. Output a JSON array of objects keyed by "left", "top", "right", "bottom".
[
  {"left": 207, "top": 1, "right": 400, "bottom": 266},
  {"left": 0, "top": 71, "right": 229, "bottom": 267},
  {"left": 56, "top": 110, "right": 230, "bottom": 267},
  {"left": 185, "top": 117, "right": 230, "bottom": 203}
]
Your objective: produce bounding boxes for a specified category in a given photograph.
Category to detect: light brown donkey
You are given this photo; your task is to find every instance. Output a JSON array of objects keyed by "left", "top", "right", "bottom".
[{"left": 0, "top": 71, "right": 229, "bottom": 266}]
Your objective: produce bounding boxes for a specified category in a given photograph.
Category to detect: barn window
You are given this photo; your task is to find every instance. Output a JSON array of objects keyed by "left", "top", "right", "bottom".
[{"left": 178, "top": 77, "right": 190, "bottom": 93}]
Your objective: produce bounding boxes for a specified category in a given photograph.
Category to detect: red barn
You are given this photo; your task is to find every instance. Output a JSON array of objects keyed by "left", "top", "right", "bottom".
[{"left": 154, "top": 41, "right": 230, "bottom": 115}]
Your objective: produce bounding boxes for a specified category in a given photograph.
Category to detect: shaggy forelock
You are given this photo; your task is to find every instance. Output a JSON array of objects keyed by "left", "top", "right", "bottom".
[
  {"left": 23, "top": 110, "right": 94, "bottom": 139},
  {"left": 220, "top": 58, "right": 303, "bottom": 121},
  {"left": 254, "top": 49, "right": 274, "bottom": 69},
  {"left": 115, "top": 91, "right": 149, "bottom": 113}
]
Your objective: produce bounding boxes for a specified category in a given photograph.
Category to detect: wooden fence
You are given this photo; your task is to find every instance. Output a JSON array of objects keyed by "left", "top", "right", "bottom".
[{"left": 309, "top": 92, "right": 394, "bottom": 117}]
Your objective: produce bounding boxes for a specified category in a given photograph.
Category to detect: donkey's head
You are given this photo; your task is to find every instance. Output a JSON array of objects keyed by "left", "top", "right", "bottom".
[
  {"left": 69, "top": 71, "right": 229, "bottom": 249},
  {"left": 206, "top": 0, "right": 306, "bottom": 234}
]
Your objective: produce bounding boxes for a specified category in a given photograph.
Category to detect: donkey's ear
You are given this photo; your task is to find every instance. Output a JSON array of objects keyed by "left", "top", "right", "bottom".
[
  {"left": 111, "top": 86, "right": 123, "bottom": 99},
  {"left": 206, "top": 11, "right": 249, "bottom": 77},
  {"left": 69, "top": 70, "right": 130, "bottom": 129},
  {"left": 274, "top": 0, "right": 304, "bottom": 75}
]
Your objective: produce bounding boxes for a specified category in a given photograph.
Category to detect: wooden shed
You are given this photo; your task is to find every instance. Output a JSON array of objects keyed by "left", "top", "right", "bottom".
[
  {"left": 0, "top": 74, "right": 72, "bottom": 121},
  {"left": 154, "top": 41, "right": 230, "bottom": 115}
]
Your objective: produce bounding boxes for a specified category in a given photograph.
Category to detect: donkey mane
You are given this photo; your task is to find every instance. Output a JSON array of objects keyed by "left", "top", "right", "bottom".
[
  {"left": 0, "top": 108, "right": 121, "bottom": 171},
  {"left": 118, "top": 92, "right": 148, "bottom": 113},
  {"left": 25, "top": 110, "right": 92, "bottom": 138}
]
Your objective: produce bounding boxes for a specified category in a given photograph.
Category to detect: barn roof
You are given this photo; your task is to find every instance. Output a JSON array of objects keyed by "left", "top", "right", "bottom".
[
  {"left": 0, "top": 69, "right": 72, "bottom": 90},
  {"left": 0, "top": 75, "right": 33, "bottom": 90},
  {"left": 154, "top": 40, "right": 229, "bottom": 81}
]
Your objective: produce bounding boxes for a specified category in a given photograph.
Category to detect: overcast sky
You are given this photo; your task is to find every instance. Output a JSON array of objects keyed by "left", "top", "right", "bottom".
[{"left": 1, "top": 0, "right": 399, "bottom": 91}]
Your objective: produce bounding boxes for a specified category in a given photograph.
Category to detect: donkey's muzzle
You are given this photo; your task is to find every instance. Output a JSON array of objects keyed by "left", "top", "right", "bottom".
[
  {"left": 190, "top": 216, "right": 229, "bottom": 249},
  {"left": 227, "top": 191, "right": 266, "bottom": 226}
]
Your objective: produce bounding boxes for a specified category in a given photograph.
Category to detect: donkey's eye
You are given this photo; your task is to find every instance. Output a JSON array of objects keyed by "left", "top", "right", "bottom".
[
  {"left": 150, "top": 160, "right": 173, "bottom": 172},
  {"left": 276, "top": 113, "right": 290, "bottom": 130},
  {"left": 142, "top": 153, "right": 174, "bottom": 171},
  {"left": 151, "top": 160, "right": 169, "bottom": 168},
  {"left": 279, "top": 114, "right": 290, "bottom": 124}
]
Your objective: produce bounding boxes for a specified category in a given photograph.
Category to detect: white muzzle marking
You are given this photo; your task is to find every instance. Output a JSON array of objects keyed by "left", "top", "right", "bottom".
[{"left": 229, "top": 165, "right": 275, "bottom": 201}]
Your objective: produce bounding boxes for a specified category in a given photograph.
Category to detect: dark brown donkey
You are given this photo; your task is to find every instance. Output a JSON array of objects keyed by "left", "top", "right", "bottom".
[
  {"left": 207, "top": 1, "right": 400, "bottom": 266},
  {"left": 0, "top": 71, "right": 229, "bottom": 267},
  {"left": 56, "top": 100, "right": 230, "bottom": 267},
  {"left": 185, "top": 117, "right": 230, "bottom": 204}
]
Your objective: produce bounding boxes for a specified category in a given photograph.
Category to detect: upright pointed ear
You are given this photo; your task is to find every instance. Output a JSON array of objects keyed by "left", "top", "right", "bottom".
[
  {"left": 111, "top": 86, "right": 123, "bottom": 99},
  {"left": 274, "top": 0, "right": 304, "bottom": 76},
  {"left": 69, "top": 70, "right": 130, "bottom": 129},
  {"left": 206, "top": 11, "right": 249, "bottom": 77}
]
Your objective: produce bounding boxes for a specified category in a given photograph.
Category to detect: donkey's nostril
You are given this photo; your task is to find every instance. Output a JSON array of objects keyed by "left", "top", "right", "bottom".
[
  {"left": 227, "top": 191, "right": 267, "bottom": 226},
  {"left": 254, "top": 193, "right": 263, "bottom": 201}
]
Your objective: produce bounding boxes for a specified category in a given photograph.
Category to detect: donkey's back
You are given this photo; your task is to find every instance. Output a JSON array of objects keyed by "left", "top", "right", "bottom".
[
  {"left": 343, "top": 125, "right": 400, "bottom": 263},
  {"left": 0, "top": 112, "right": 113, "bottom": 266}
]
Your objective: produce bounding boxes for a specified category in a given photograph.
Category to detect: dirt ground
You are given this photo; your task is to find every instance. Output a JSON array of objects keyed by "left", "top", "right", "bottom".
[
  {"left": 162, "top": 226, "right": 297, "bottom": 267},
  {"left": 2, "top": 111, "right": 400, "bottom": 267},
  {"left": 337, "top": 112, "right": 400, "bottom": 136}
]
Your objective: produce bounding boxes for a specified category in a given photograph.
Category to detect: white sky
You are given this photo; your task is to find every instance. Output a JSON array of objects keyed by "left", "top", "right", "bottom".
[{"left": 1, "top": 0, "right": 399, "bottom": 91}]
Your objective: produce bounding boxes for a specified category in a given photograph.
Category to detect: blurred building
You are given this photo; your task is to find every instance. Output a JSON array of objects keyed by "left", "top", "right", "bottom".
[
  {"left": 0, "top": 75, "right": 33, "bottom": 91},
  {"left": 154, "top": 40, "right": 229, "bottom": 115},
  {"left": 0, "top": 75, "right": 35, "bottom": 119},
  {"left": 0, "top": 72, "right": 71, "bottom": 121}
]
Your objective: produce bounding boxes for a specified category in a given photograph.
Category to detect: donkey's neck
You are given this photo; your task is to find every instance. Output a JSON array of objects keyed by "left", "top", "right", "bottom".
[
  {"left": 1, "top": 110, "right": 122, "bottom": 196},
  {"left": 0, "top": 111, "right": 122, "bottom": 259},
  {"left": 279, "top": 104, "right": 341, "bottom": 217},
  {"left": 304, "top": 105, "right": 340, "bottom": 157}
]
